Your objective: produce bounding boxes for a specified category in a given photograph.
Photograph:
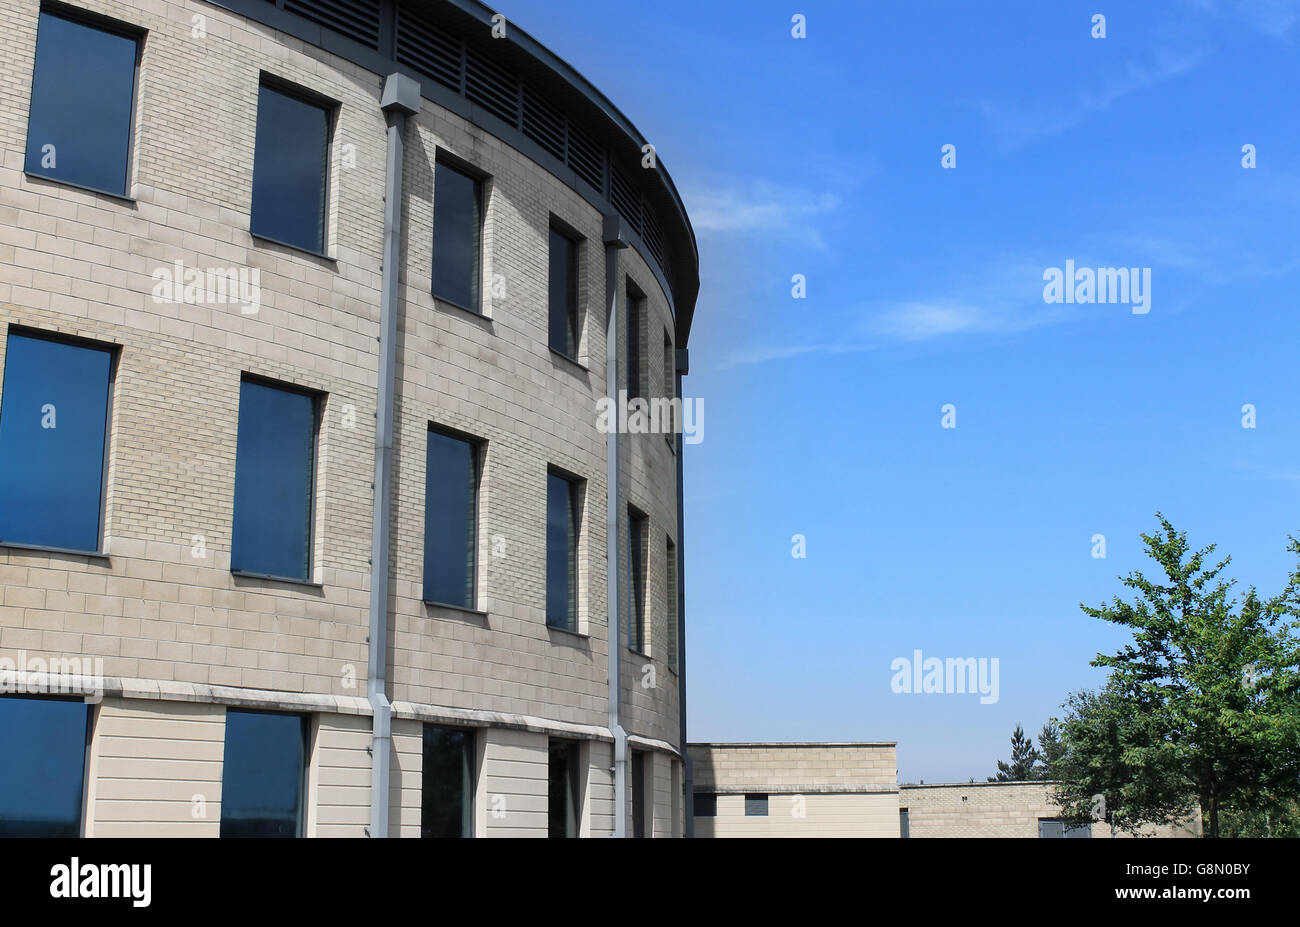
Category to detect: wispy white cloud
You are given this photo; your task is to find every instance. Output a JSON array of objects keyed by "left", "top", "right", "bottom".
[
  {"left": 971, "top": 46, "right": 1207, "bottom": 149},
  {"left": 1188, "top": 0, "right": 1300, "bottom": 36},
  {"left": 680, "top": 181, "right": 841, "bottom": 246},
  {"left": 716, "top": 343, "right": 871, "bottom": 370}
]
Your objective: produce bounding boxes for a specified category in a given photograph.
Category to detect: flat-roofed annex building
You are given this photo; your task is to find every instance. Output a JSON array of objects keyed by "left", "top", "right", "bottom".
[
  {"left": 689, "top": 742, "right": 901, "bottom": 838},
  {"left": 0, "top": 0, "right": 698, "bottom": 837}
]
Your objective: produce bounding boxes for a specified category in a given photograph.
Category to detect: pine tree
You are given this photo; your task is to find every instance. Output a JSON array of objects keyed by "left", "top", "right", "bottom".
[{"left": 990, "top": 723, "right": 1040, "bottom": 781}]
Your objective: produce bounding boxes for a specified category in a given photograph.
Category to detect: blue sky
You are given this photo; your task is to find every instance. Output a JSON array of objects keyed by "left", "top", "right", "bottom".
[{"left": 504, "top": 0, "right": 1300, "bottom": 781}]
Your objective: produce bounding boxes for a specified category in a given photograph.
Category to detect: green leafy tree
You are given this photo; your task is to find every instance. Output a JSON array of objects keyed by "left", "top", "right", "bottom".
[
  {"left": 1057, "top": 515, "right": 1300, "bottom": 836},
  {"left": 990, "top": 723, "right": 1040, "bottom": 781},
  {"left": 1036, "top": 720, "right": 1065, "bottom": 781}
]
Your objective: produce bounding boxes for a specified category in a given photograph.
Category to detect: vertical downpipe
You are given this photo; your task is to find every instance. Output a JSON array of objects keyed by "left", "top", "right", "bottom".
[
  {"left": 604, "top": 214, "right": 629, "bottom": 837},
  {"left": 675, "top": 347, "right": 691, "bottom": 837},
  {"left": 369, "top": 73, "right": 421, "bottom": 838}
]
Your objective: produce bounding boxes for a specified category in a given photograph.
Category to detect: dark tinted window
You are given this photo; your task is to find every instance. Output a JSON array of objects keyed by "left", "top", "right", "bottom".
[
  {"left": 545, "top": 473, "right": 578, "bottom": 630},
  {"left": 631, "top": 751, "right": 646, "bottom": 838},
  {"left": 24, "top": 11, "right": 137, "bottom": 195},
  {"left": 666, "top": 538, "right": 678, "bottom": 670},
  {"left": 424, "top": 429, "right": 478, "bottom": 608},
  {"left": 250, "top": 81, "right": 330, "bottom": 253},
  {"left": 900, "top": 807, "right": 910, "bottom": 838},
  {"left": 694, "top": 792, "right": 717, "bottom": 818},
  {"left": 231, "top": 379, "right": 316, "bottom": 581},
  {"left": 628, "top": 509, "right": 646, "bottom": 652},
  {"left": 0, "top": 332, "right": 113, "bottom": 552},
  {"left": 432, "top": 160, "right": 481, "bottom": 310},
  {"left": 0, "top": 697, "right": 89, "bottom": 836},
  {"left": 422, "top": 725, "right": 474, "bottom": 838},
  {"left": 547, "top": 739, "right": 579, "bottom": 838},
  {"left": 220, "top": 710, "right": 306, "bottom": 837},
  {"left": 744, "top": 793, "right": 768, "bottom": 816},
  {"left": 626, "top": 286, "right": 642, "bottom": 398},
  {"left": 548, "top": 226, "right": 578, "bottom": 356}
]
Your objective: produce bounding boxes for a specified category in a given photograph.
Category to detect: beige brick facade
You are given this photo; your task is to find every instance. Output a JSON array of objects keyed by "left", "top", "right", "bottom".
[
  {"left": 689, "top": 742, "right": 901, "bottom": 838},
  {"left": 899, "top": 781, "right": 1202, "bottom": 838},
  {"left": 0, "top": 0, "right": 693, "bottom": 836}
]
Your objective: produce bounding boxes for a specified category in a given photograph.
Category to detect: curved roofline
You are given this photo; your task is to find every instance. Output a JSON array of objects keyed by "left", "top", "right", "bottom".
[
  {"left": 204, "top": 0, "right": 700, "bottom": 345},
  {"left": 445, "top": 0, "right": 700, "bottom": 269}
]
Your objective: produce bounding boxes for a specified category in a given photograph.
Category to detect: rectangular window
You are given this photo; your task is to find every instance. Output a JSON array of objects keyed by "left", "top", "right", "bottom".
[
  {"left": 421, "top": 724, "right": 474, "bottom": 838},
  {"left": 220, "top": 709, "right": 307, "bottom": 837},
  {"left": 628, "top": 507, "right": 647, "bottom": 652},
  {"left": 666, "top": 538, "right": 678, "bottom": 671},
  {"left": 0, "top": 331, "right": 114, "bottom": 553},
  {"left": 546, "top": 472, "right": 579, "bottom": 631},
  {"left": 25, "top": 10, "right": 139, "bottom": 196},
  {"left": 744, "top": 793, "right": 769, "bottom": 817},
  {"left": 631, "top": 750, "right": 647, "bottom": 838},
  {"left": 694, "top": 792, "right": 717, "bottom": 818},
  {"left": 231, "top": 377, "right": 318, "bottom": 582},
  {"left": 250, "top": 79, "right": 331, "bottom": 254},
  {"left": 423, "top": 428, "right": 479, "bottom": 609},
  {"left": 626, "top": 283, "right": 643, "bottom": 398},
  {"left": 0, "top": 697, "right": 90, "bottom": 836},
  {"left": 548, "top": 224, "right": 579, "bottom": 358},
  {"left": 900, "top": 807, "right": 910, "bottom": 838},
  {"left": 432, "top": 159, "right": 483, "bottom": 311},
  {"left": 547, "top": 739, "right": 580, "bottom": 838},
  {"left": 663, "top": 331, "right": 675, "bottom": 440}
]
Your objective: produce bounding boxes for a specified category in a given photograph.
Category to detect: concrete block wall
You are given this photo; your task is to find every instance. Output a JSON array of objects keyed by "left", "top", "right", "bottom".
[
  {"left": 0, "top": 0, "right": 687, "bottom": 836},
  {"left": 899, "top": 781, "right": 1202, "bottom": 838}
]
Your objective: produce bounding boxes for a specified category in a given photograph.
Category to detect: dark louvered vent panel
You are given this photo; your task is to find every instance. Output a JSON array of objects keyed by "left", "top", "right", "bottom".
[
  {"left": 285, "top": 0, "right": 381, "bottom": 49},
  {"left": 642, "top": 205, "right": 666, "bottom": 269},
  {"left": 609, "top": 163, "right": 643, "bottom": 235},
  {"left": 566, "top": 122, "right": 603, "bottom": 192},
  {"left": 521, "top": 87, "right": 565, "bottom": 161},
  {"left": 465, "top": 46, "right": 520, "bottom": 126},
  {"left": 395, "top": 10, "right": 463, "bottom": 92}
]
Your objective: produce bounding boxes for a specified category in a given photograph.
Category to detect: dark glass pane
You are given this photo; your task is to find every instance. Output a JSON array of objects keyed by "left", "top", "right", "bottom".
[
  {"left": 432, "top": 161, "right": 481, "bottom": 309},
  {"left": 628, "top": 511, "right": 645, "bottom": 651},
  {"left": 626, "top": 290, "right": 641, "bottom": 397},
  {"left": 421, "top": 725, "right": 473, "bottom": 838},
  {"left": 220, "top": 710, "right": 305, "bottom": 837},
  {"left": 25, "top": 12, "right": 137, "bottom": 195},
  {"left": 250, "top": 83, "right": 329, "bottom": 253},
  {"left": 693, "top": 792, "right": 717, "bottom": 818},
  {"left": 423, "top": 430, "right": 476, "bottom": 608},
  {"left": 0, "top": 333, "right": 112, "bottom": 551},
  {"left": 744, "top": 793, "right": 768, "bottom": 816},
  {"left": 545, "top": 474, "right": 576, "bottom": 629},
  {"left": 547, "top": 740, "right": 578, "bottom": 838},
  {"left": 548, "top": 227, "right": 577, "bottom": 356},
  {"left": 631, "top": 752, "right": 645, "bottom": 838},
  {"left": 231, "top": 380, "right": 315, "bottom": 580},
  {"left": 0, "top": 697, "right": 88, "bottom": 837}
]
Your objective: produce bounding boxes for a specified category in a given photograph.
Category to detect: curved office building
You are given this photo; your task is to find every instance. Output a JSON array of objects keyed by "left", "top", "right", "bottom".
[{"left": 0, "top": 0, "right": 697, "bottom": 837}]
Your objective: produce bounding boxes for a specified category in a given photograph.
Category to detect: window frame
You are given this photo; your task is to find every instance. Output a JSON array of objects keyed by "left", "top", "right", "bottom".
[
  {"left": 547, "top": 738, "right": 581, "bottom": 838},
  {"left": 744, "top": 793, "right": 769, "bottom": 817},
  {"left": 626, "top": 280, "right": 645, "bottom": 400},
  {"left": 23, "top": 3, "right": 145, "bottom": 200},
  {"left": 431, "top": 153, "right": 486, "bottom": 315},
  {"left": 0, "top": 694, "right": 93, "bottom": 837},
  {"left": 230, "top": 373, "right": 323, "bottom": 585},
  {"left": 627, "top": 505, "right": 647, "bottom": 654},
  {"left": 547, "top": 217, "right": 582, "bottom": 361},
  {"left": 0, "top": 326, "right": 118, "bottom": 557},
  {"left": 420, "top": 723, "right": 476, "bottom": 839},
  {"left": 249, "top": 72, "right": 337, "bottom": 258},
  {"left": 545, "top": 467, "right": 582, "bottom": 632},
  {"left": 422, "top": 424, "right": 484, "bottom": 611},
  {"left": 218, "top": 708, "right": 310, "bottom": 839}
]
